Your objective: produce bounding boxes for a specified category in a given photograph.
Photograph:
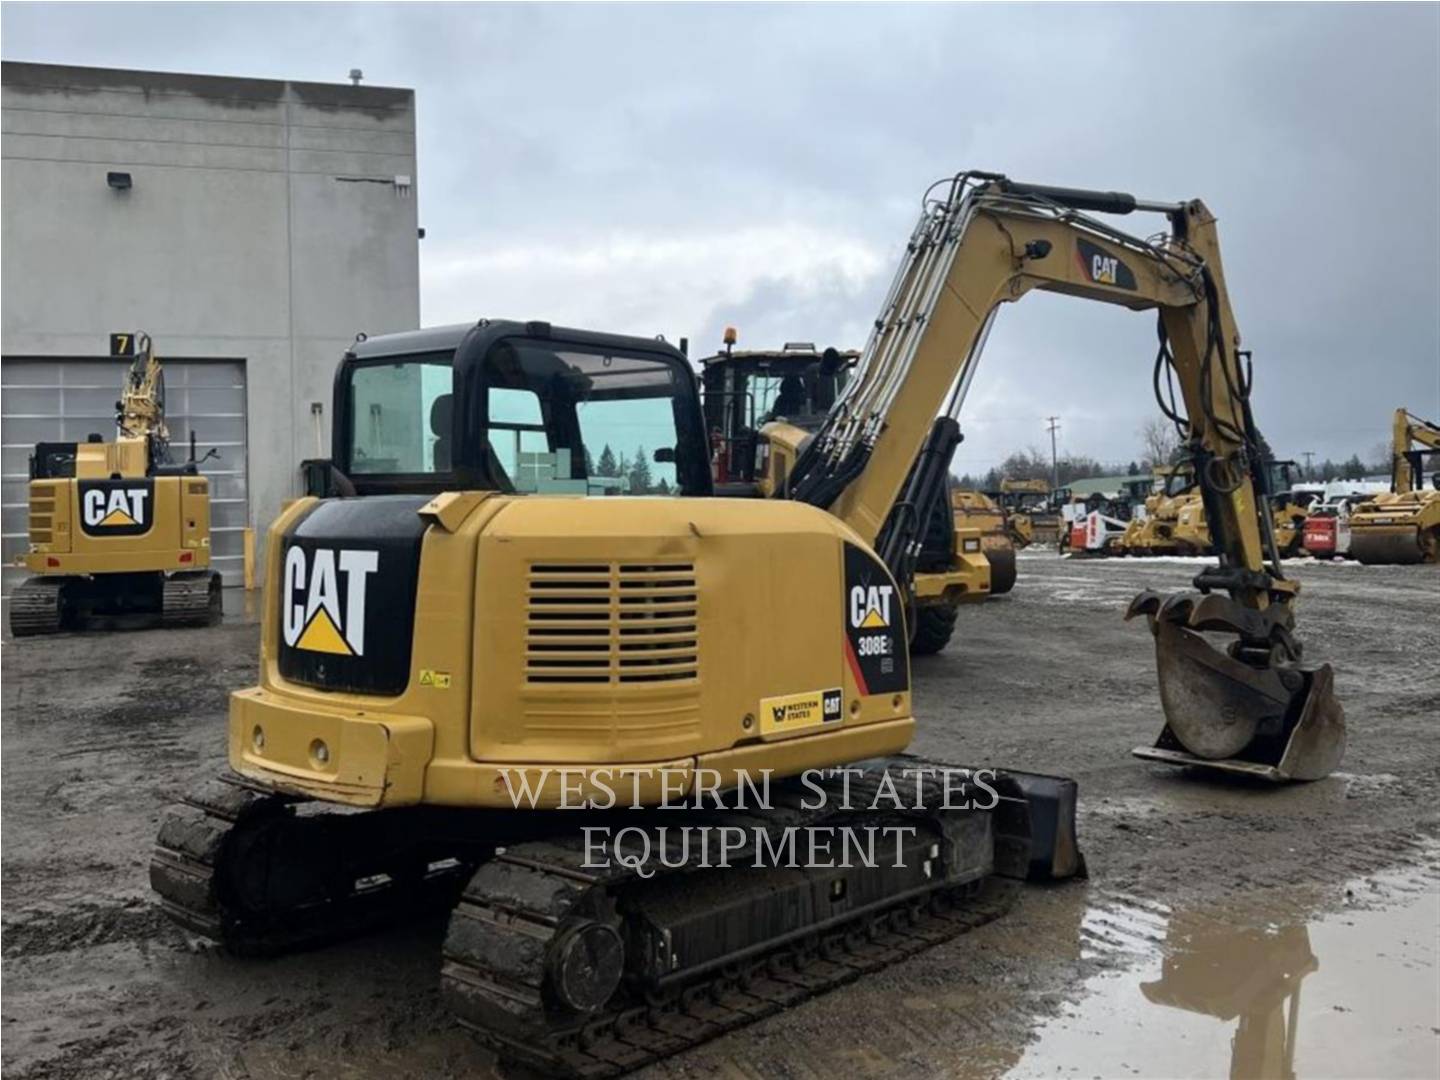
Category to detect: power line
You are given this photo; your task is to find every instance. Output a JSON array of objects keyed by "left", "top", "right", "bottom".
[{"left": 1046, "top": 416, "right": 1061, "bottom": 490}]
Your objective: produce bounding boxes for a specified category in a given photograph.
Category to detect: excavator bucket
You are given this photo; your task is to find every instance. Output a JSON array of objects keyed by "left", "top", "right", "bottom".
[{"left": 1126, "top": 592, "right": 1346, "bottom": 782}]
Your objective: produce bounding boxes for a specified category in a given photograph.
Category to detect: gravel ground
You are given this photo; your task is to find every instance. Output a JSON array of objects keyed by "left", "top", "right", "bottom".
[{"left": 3, "top": 553, "right": 1436, "bottom": 1079}]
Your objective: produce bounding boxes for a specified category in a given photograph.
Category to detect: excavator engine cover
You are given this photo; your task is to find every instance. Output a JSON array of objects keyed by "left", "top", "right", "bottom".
[{"left": 1127, "top": 593, "right": 1345, "bottom": 782}]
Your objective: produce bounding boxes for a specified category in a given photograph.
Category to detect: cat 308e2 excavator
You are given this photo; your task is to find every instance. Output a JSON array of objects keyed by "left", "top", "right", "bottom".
[
  {"left": 10, "top": 333, "right": 220, "bottom": 635},
  {"left": 151, "top": 173, "right": 1345, "bottom": 1076}
]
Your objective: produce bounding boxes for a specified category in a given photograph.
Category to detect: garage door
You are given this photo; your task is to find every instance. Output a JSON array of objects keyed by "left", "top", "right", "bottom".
[{"left": 2, "top": 357, "right": 249, "bottom": 595}]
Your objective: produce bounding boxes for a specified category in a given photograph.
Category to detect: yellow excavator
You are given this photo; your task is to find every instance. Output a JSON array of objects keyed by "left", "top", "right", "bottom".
[
  {"left": 696, "top": 335, "right": 993, "bottom": 655},
  {"left": 151, "top": 173, "right": 1344, "bottom": 1075},
  {"left": 10, "top": 333, "right": 220, "bottom": 635},
  {"left": 1348, "top": 408, "right": 1440, "bottom": 564}
]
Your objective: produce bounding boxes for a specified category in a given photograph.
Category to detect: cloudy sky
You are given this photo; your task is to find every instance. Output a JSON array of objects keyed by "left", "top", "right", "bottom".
[{"left": 4, "top": 2, "right": 1437, "bottom": 474}]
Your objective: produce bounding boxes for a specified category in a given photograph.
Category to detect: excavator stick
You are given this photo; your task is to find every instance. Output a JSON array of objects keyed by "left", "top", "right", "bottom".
[{"left": 1126, "top": 592, "right": 1345, "bottom": 782}]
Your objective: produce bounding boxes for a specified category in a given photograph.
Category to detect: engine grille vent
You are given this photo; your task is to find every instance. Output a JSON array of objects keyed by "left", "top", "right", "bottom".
[
  {"left": 525, "top": 563, "right": 698, "bottom": 684},
  {"left": 28, "top": 483, "right": 58, "bottom": 545}
]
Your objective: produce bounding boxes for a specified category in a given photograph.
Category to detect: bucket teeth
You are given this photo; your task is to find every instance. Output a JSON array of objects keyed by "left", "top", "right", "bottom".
[
  {"left": 1128, "top": 589, "right": 1293, "bottom": 641},
  {"left": 1124, "top": 590, "right": 1163, "bottom": 621}
]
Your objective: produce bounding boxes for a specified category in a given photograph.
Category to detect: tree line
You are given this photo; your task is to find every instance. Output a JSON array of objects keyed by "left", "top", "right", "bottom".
[
  {"left": 952, "top": 417, "right": 1393, "bottom": 492},
  {"left": 589, "top": 444, "right": 673, "bottom": 495}
]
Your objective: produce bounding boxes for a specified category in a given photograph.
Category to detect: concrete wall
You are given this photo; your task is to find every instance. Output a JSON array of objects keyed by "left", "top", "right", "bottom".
[{"left": 1, "top": 62, "right": 420, "bottom": 577}]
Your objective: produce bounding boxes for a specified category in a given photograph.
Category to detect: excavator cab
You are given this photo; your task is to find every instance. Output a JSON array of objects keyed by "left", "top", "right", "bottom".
[{"left": 697, "top": 338, "right": 857, "bottom": 488}]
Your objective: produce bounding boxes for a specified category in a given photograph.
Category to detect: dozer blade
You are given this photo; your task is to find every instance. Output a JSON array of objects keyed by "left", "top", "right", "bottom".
[
  {"left": 1126, "top": 593, "right": 1345, "bottom": 782},
  {"left": 1350, "top": 525, "right": 1427, "bottom": 565}
]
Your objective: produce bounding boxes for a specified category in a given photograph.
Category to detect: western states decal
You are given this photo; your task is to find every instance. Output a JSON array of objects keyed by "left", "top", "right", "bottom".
[
  {"left": 759, "top": 686, "right": 844, "bottom": 737},
  {"left": 78, "top": 479, "right": 154, "bottom": 536},
  {"left": 842, "top": 543, "right": 909, "bottom": 696},
  {"left": 1075, "top": 237, "right": 1137, "bottom": 290}
]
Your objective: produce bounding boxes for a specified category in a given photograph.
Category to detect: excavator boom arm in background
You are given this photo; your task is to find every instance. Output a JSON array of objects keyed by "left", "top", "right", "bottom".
[
  {"left": 118, "top": 331, "right": 171, "bottom": 449},
  {"left": 787, "top": 172, "right": 1344, "bottom": 781},
  {"left": 1391, "top": 408, "right": 1440, "bottom": 494}
]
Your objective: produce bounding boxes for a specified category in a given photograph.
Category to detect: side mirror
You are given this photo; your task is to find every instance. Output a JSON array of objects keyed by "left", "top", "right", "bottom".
[{"left": 653, "top": 447, "right": 676, "bottom": 464}]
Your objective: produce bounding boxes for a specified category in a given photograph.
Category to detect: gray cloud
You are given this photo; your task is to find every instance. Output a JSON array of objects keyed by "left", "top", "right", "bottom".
[{"left": 4, "top": 2, "right": 1436, "bottom": 470}]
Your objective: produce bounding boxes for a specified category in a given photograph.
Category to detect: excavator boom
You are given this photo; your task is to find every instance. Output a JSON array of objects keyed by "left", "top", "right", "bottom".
[{"left": 785, "top": 172, "right": 1344, "bottom": 781}]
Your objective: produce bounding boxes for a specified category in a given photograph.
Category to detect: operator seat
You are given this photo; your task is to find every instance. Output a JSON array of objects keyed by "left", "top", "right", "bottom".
[
  {"left": 431, "top": 393, "right": 452, "bottom": 470},
  {"left": 432, "top": 390, "right": 516, "bottom": 491}
]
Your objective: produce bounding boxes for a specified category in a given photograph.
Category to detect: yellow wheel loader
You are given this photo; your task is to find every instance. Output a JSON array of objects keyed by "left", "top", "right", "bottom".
[
  {"left": 696, "top": 336, "right": 991, "bottom": 656},
  {"left": 152, "top": 173, "right": 1344, "bottom": 1075},
  {"left": 1117, "top": 465, "right": 1194, "bottom": 556},
  {"left": 1349, "top": 408, "right": 1440, "bottom": 564},
  {"left": 10, "top": 333, "right": 220, "bottom": 635},
  {"left": 995, "top": 477, "right": 1061, "bottom": 547}
]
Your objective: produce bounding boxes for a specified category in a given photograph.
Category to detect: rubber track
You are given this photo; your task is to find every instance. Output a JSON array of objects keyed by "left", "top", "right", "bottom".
[
  {"left": 9, "top": 577, "right": 65, "bottom": 636},
  {"left": 150, "top": 775, "right": 476, "bottom": 955},
  {"left": 442, "top": 758, "right": 1029, "bottom": 1077},
  {"left": 161, "top": 572, "right": 219, "bottom": 628}
]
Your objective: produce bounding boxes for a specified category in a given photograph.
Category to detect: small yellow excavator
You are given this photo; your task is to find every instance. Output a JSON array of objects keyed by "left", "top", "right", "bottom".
[
  {"left": 697, "top": 335, "right": 993, "bottom": 655},
  {"left": 152, "top": 173, "right": 1344, "bottom": 1075},
  {"left": 1348, "top": 408, "right": 1440, "bottom": 564},
  {"left": 10, "top": 333, "right": 220, "bottom": 635}
]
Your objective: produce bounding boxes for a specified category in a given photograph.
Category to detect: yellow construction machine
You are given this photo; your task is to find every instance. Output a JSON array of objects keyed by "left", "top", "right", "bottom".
[
  {"left": 697, "top": 335, "right": 992, "bottom": 655},
  {"left": 1119, "top": 464, "right": 1197, "bottom": 556},
  {"left": 10, "top": 333, "right": 220, "bottom": 635},
  {"left": 951, "top": 487, "right": 1019, "bottom": 592},
  {"left": 152, "top": 173, "right": 1344, "bottom": 1075},
  {"left": 1171, "top": 456, "right": 1311, "bottom": 559},
  {"left": 995, "top": 477, "right": 1062, "bottom": 546},
  {"left": 1348, "top": 408, "right": 1440, "bottom": 564}
]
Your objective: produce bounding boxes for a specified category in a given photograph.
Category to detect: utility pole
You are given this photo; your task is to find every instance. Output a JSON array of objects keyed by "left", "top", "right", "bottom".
[
  {"left": 1046, "top": 416, "right": 1061, "bottom": 490},
  {"left": 1301, "top": 450, "right": 1315, "bottom": 480}
]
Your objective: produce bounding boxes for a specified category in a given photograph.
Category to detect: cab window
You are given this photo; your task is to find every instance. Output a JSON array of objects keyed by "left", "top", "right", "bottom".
[{"left": 348, "top": 353, "right": 453, "bottom": 474}]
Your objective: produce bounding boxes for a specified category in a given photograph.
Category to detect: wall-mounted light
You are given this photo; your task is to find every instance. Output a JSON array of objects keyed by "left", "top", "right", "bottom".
[{"left": 107, "top": 171, "right": 132, "bottom": 191}]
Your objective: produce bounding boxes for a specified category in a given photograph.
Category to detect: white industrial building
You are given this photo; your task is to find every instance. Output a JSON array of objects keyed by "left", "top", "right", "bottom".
[{"left": 1, "top": 61, "right": 420, "bottom": 593}]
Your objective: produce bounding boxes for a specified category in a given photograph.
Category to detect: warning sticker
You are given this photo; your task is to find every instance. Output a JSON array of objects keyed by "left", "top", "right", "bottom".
[
  {"left": 759, "top": 687, "right": 843, "bottom": 737},
  {"left": 418, "top": 669, "right": 452, "bottom": 689}
]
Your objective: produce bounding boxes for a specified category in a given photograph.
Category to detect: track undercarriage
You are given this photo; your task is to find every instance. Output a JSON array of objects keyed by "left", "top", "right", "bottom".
[
  {"left": 9, "top": 569, "right": 220, "bottom": 636},
  {"left": 152, "top": 759, "right": 1082, "bottom": 1075}
]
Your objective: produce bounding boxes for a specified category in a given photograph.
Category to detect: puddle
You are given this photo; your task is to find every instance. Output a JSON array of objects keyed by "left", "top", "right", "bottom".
[{"left": 1011, "top": 863, "right": 1440, "bottom": 1079}]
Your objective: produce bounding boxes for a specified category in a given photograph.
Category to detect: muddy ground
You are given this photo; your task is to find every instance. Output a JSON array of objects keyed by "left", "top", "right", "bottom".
[{"left": 3, "top": 553, "right": 1437, "bottom": 1079}]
